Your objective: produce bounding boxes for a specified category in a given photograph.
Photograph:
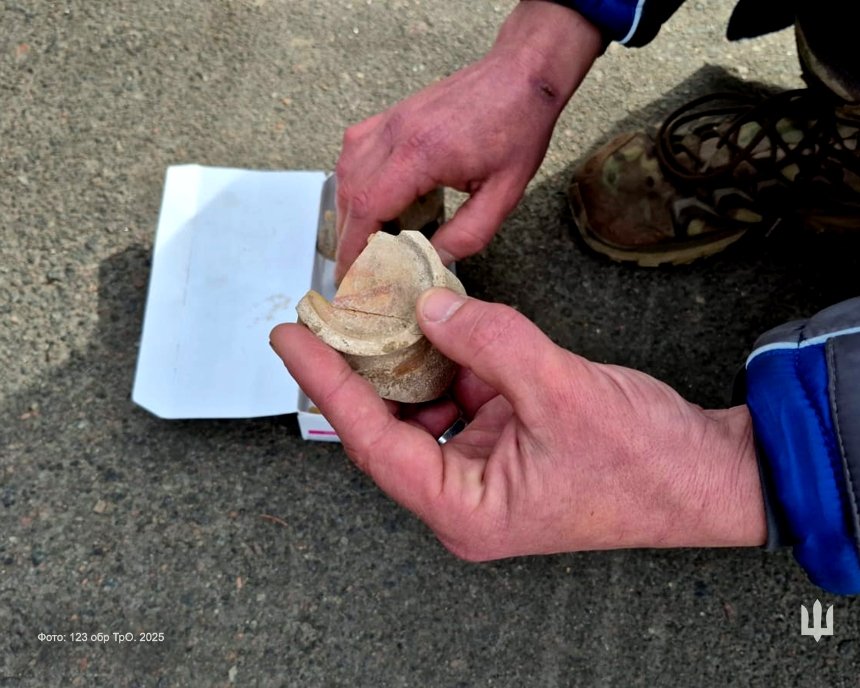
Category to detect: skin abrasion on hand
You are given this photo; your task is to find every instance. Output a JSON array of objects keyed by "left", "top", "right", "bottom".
[{"left": 296, "top": 231, "right": 466, "bottom": 403}]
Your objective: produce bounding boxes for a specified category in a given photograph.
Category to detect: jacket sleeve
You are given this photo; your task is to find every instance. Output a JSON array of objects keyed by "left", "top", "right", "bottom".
[
  {"left": 544, "top": 0, "right": 796, "bottom": 46},
  {"left": 541, "top": 0, "right": 686, "bottom": 46},
  {"left": 744, "top": 297, "right": 860, "bottom": 595}
]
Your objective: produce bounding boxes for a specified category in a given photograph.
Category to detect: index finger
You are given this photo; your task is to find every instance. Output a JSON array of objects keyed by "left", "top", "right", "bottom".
[
  {"left": 334, "top": 162, "right": 437, "bottom": 283},
  {"left": 270, "top": 323, "right": 444, "bottom": 517}
]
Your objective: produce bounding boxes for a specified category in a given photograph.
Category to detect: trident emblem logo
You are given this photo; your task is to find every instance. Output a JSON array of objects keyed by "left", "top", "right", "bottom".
[{"left": 800, "top": 600, "right": 834, "bottom": 642}]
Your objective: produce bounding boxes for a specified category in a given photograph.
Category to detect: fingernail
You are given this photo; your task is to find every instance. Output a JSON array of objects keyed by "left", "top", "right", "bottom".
[{"left": 420, "top": 288, "right": 466, "bottom": 323}]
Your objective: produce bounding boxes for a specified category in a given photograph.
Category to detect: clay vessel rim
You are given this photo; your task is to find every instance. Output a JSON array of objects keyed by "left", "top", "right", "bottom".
[
  {"left": 297, "top": 231, "right": 449, "bottom": 357},
  {"left": 298, "top": 291, "right": 425, "bottom": 356}
]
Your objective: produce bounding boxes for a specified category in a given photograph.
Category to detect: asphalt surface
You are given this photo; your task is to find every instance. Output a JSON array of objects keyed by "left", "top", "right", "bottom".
[{"left": 2, "top": 1, "right": 860, "bottom": 686}]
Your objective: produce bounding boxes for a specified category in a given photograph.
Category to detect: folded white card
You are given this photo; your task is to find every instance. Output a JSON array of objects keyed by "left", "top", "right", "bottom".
[{"left": 133, "top": 165, "right": 337, "bottom": 439}]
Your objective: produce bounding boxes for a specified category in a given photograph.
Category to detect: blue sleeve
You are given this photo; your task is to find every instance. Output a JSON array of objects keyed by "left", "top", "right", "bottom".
[
  {"left": 542, "top": 0, "right": 686, "bottom": 46},
  {"left": 744, "top": 297, "right": 860, "bottom": 595},
  {"left": 545, "top": 0, "right": 795, "bottom": 46}
]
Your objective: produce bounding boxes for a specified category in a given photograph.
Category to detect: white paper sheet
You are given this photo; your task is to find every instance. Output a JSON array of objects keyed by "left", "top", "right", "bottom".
[{"left": 133, "top": 165, "right": 326, "bottom": 418}]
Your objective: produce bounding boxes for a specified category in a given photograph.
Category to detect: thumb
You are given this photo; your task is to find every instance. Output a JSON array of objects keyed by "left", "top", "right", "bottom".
[{"left": 416, "top": 287, "right": 562, "bottom": 409}]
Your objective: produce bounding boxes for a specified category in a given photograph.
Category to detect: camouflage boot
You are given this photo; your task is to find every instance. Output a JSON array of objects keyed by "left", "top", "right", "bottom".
[
  {"left": 569, "top": 3, "right": 860, "bottom": 267},
  {"left": 569, "top": 87, "right": 860, "bottom": 266}
]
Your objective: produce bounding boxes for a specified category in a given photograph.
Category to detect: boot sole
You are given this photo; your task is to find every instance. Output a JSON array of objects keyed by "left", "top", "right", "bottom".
[{"left": 569, "top": 182, "right": 749, "bottom": 267}]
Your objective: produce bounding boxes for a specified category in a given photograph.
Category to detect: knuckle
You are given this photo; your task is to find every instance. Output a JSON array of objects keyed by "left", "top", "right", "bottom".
[
  {"left": 341, "top": 431, "right": 383, "bottom": 483},
  {"left": 317, "top": 366, "right": 353, "bottom": 416},
  {"left": 334, "top": 156, "right": 350, "bottom": 182},
  {"left": 464, "top": 305, "right": 521, "bottom": 361},
  {"left": 381, "top": 112, "right": 403, "bottom": 146},
  {"left": 346, "top": 188, "right": 373, "bottom": 220},
  {"left": 451, "top": 224, "right": 489, "bottom": 257},
  {"left": 341, "top": 124, "right": 363, "bottom": 149},
  {"left": 335, "top": 175, "right": 353, "bottom": 207},
  {"left": 343, "top": 413, "right": 395, "bottom": 483},
  {"left": 335, "top": 182, "right": 373, "bottom": 221}
]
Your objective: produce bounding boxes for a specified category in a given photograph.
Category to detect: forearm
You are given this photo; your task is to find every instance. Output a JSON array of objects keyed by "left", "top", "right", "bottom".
[{"left": 490, "top": 1, "right": 603, "bottom": 110}]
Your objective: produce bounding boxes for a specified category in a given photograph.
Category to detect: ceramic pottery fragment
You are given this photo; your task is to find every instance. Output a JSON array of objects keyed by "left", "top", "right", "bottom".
[
  {"left": 380, "top": 187, "right": 445, "bottom": 238},
  {"left": 297, "top": 230, "right": 465, "bottom": 403},
  {"left": 315, "top": 188, "right": 445, "bottom": 260},
  {"left": 317, "top": 208, "right": 338, "bottom": 261}
]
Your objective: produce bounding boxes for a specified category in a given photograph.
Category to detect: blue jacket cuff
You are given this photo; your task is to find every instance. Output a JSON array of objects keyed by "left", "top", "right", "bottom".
[
  {"left": 538, "top": 0, "right": 685, "bottom": 46},
  {"left": 745, "top": 298, "right": 860, "bottom": 595}
]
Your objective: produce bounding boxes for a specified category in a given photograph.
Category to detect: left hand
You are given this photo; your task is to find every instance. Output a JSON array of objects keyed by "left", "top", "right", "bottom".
[{"left": 333, "top": 1, "right": 603, "bottom": 282}]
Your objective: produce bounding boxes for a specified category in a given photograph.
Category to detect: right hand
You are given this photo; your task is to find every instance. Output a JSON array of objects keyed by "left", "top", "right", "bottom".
[
  {"left": 270, "top": 288, "right": 766, "bottom": 560},
  {"left": 334, "top": 1, "right": 603, "bottom": 281}
]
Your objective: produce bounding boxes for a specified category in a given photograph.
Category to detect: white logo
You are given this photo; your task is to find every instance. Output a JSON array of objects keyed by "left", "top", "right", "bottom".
[{"left": 800, "top": 600, "right": 834, "bottom": 642}]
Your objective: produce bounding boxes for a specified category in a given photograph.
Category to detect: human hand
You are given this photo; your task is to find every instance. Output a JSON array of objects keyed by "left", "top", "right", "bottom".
[
  {"left": 270, "top": 289, "right": 766, "bottom": 560},
  {"left": 334, "top": 1, "right": 603, "bottom": 281}
]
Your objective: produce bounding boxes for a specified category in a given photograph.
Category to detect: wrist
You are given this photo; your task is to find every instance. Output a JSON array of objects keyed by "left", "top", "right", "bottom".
[
  {"left": 687, "top": 405, "right": 767, "bottom": 548},
  {"left": 610, "top": 402, "right": 766, "bottom": 551},
  {"left": 490, "top": 0, "right": 603, "bottom": 107}
]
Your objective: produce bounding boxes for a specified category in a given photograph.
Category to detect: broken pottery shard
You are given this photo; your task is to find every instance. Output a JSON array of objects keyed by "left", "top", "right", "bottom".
[
  {"left": 380, "top": 187, "right": 445, "bottom": 239},
  {"left": 297, "top": 230, "right": 465, "bottom": 403},
  {"left": 315, "top": 188, "right": 445, "bottom": 260},
  {"left": 317, "top": 209, "right": 338, "bottom": 261}
]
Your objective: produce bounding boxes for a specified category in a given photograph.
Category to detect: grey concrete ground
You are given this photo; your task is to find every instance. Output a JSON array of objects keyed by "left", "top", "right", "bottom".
[{"left": 2, "top": 0, "right": 859, "bottom": 685}]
